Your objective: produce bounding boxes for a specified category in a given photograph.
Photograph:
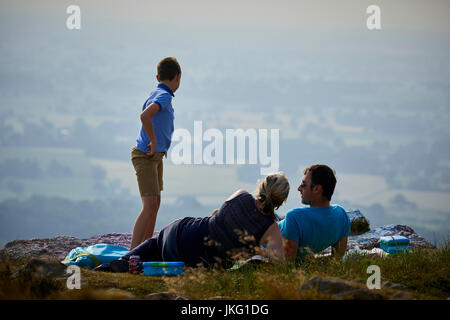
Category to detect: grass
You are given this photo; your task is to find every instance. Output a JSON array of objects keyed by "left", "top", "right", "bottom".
[{"left": 0, "top": 244, "right": 448, "bottom": 300}]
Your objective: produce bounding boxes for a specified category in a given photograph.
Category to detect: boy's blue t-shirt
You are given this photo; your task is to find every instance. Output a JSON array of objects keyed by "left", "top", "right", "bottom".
[
  {"left": 136, "top": 83, "right": 175, "bottom": 154},
  {"left": 278, "top": 205, "right": 350, "bottom": 257}
]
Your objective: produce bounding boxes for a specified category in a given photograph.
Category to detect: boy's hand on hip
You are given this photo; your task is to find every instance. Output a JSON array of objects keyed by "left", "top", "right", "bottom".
[{"left": 146, "top": 142, "right": 156, "bottom": 156}]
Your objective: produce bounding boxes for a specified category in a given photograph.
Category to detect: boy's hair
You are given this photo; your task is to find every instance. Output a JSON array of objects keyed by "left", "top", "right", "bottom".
[
  {"left": 304, "top": 164, "right": 337, "bottom": 201},
  {"left": 157, "top": 57, "right": 181, "bottom": 81}
]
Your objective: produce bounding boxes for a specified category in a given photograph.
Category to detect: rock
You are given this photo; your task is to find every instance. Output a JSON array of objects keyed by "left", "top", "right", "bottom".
[
  {"left": 388, "top": 291, "right": 412, "bottom": 300},
  {"left": 300, "top": 276, "right": 358, "bottom": 295},
  {"left": 207, "top": 296, "right": 232, "bottom": 300},
  {"left": 347, "top": 209, "right": 370, "bottom": 235},
  {"left": 382, "top": 281, "right": 409, "bottom": 291},
  {"left": 145, "top": 292, "right": 178, "bottom": 300},
  {"left": 332, "top": 288, "right": 383, "bottom": 300},
  {"left": 300, "top": 276, "right": 412, "bottom": 300},
  {"left": 67, "top": 288, "right": 136, "bottom": 300},
  {"left": 11, "top": 258, "right": 67, "bottom": 280},
  {"left": 98, "top": 288, "right": 136, "bottom": 300}
]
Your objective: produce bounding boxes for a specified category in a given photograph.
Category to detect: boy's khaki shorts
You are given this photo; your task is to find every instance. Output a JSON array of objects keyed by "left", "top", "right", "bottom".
[{"left": 131, "top": 147, "right": 164, "bottom": 196}]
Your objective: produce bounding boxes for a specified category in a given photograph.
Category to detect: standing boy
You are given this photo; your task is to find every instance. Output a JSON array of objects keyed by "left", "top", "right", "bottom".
[{"left": 130, "top": 57, "right": 181, "bottom": 250}]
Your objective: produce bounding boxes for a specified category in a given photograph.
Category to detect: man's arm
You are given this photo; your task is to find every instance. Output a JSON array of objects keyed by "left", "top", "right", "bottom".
[
  {"left": 283, "top": 238, "right": 298, "bottom": 262},
  {"left": 140, "top": 102, "right": 160, "bottom": 155},
  {"left": 331, "top": 236, "right": 348, "bottom": 258}
]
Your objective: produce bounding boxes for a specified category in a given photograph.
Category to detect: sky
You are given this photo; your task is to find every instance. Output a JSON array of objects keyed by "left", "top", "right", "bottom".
[{"left": 0, "top": 0, "right": 449, "bottom": 246}]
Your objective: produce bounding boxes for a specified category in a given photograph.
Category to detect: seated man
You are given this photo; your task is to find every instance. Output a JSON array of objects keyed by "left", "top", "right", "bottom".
[{"left": 278, "top": 164, "right": 350, "bottom": 261}]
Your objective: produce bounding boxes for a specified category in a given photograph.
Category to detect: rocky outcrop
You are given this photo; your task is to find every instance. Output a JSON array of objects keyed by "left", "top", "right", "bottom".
[
  {"left": 348, "top": 224, "right": 435, "bottom": 250},
  {"left": 318, "top": 224, "right": 435, "bottom": 255},
  {"left": 0, "top": 233, "right": 133, "bottom": 261},
  {"left": 0, "top": 210, "right": 435, "bottom": 262}
]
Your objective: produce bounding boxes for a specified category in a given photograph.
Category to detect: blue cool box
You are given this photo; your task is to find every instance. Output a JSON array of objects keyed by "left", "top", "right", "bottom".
[
  {"left": 142, "top": 262, "right": 184, "bottom": 276},
  {"left": 380, "top": 236, "right": 410, "bottom": 254}
]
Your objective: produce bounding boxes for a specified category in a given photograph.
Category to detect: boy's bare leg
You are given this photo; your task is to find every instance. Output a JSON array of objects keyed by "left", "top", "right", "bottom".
[
  {"left": 139, "top": 194, "right": 161, "bottom": 244},
  {"left": 130, "top": 195, "right": 160, "bottom": 250}
]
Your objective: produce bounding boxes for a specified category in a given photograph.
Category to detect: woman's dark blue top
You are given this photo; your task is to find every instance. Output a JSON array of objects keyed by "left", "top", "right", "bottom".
[{"left": 179, "top": 191, "right": 274, "bottom": 267}]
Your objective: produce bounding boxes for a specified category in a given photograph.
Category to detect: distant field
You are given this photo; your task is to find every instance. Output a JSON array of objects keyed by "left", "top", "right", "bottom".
[
  {"left": 0, "top": 146, "right": 449, "bottom": 245},
  {"left": 0, "top": 147, "right": 99, "bottom": 201}
]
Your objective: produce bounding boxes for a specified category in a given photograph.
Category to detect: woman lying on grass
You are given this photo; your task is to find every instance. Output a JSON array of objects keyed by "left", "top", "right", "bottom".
[{"left": 95, "top": 172, "right": 290, "bottom": 272}]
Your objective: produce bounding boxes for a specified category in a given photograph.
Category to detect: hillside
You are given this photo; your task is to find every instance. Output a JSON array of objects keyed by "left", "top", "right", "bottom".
[{"left": 0, "top": 211, "right": 447, "bottom": 300}]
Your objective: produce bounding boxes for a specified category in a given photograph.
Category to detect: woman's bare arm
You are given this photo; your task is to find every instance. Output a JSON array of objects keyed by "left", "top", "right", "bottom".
[{"left": 259, "top": 223, "right": 284, "bottom": 262}]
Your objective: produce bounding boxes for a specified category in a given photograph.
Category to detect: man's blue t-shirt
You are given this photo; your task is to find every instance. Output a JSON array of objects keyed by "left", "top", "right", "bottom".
[
  {"left": 278, "top": 205, "right": 350, "bottom": 257},
  {"left": 136, "top": 83, "right": 175, "bottom": 154}
]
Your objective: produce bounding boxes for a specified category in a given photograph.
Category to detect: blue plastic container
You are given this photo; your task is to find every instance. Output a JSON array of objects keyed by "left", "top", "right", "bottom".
[
  {"left": 380, "top": 235, "right": 410, "bottom": 255},
  {"left": 142, "top": 261, "right": 184, "bottom": 276}
]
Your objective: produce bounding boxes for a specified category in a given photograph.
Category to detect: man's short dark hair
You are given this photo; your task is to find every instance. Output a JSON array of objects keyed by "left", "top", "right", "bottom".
[
  {"left": 157, "top": 57, "right": 181, "bottom": 81},
  {"left": 304, "top": 164, "right": 337, "bottom": 201}
]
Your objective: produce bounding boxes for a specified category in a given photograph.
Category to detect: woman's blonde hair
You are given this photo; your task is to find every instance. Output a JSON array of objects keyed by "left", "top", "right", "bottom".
[{"left": 255, "top": 172, "right": 290, "bottom": 220}]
